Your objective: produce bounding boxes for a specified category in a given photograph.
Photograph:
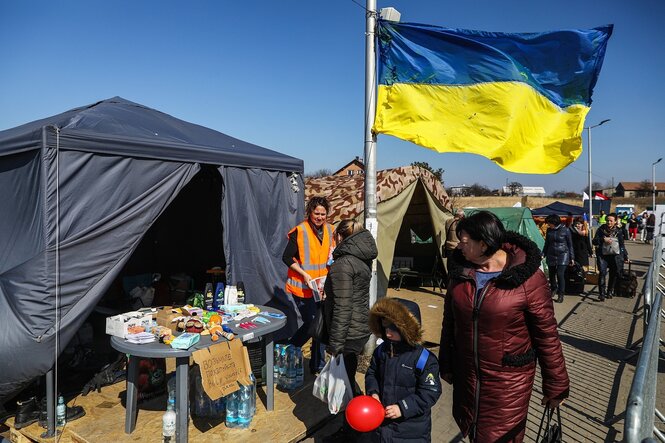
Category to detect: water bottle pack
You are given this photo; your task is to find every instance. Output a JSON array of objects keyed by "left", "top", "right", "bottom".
[
  {"left": 275, "top": 344, "right": 304, "bottom": 390},
  {"left": 225, "top": 373, "right": 256, "bottom": 429}
]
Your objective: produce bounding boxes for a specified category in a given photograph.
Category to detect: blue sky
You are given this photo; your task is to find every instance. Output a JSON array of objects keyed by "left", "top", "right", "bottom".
[{"left": 1, "top": 0, "right": 663, "bottom": 193}]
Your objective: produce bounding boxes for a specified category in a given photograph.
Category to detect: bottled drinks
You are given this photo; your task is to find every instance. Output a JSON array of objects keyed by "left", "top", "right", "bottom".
[
  {"left": 225, "top": 390, "right": 238, "bottom": 428},
  {"left": 236, "top": 382, "right": 252, "bottom": 429},
  {"left": 56, "top": 395, "right": 66, "bottom": 427},
  {"left": 295, "top": 347, "right": 304, "bottom": 388},
  {"left": 167, "top": 374, "right": 176, "bottom": 404},
  {"left": 284, "top": 346, "right": 297, "bottom": 390},
  {"left": 249, "top": 372, "right": 257, "bottom": 417},
  {"left": 273, "top": 344, "right": 282, "bottom": 384},
  {"left": 277, "top": 345, "right": 288, "bottom": 387},
  {"left": 162, "top": 398, "right": 176, "bottom": 442}
]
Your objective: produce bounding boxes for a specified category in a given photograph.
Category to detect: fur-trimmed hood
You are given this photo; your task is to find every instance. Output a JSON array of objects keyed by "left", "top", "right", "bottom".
[
  {"left": 447, "top": 231, "right": 542, "bottom": 289},
  {"left": 368, "top": 297, "right": 423, "bottom": 346}
]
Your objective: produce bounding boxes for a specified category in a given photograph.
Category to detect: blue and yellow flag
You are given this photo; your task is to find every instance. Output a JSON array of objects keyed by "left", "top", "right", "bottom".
[{"left": 373, "top": 21, "right": 613, "bottom": 174}]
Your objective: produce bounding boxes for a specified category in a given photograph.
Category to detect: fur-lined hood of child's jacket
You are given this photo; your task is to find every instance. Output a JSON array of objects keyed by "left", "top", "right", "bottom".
[{"left": 368, "top": 297, "right": 423, "bottom": 347}]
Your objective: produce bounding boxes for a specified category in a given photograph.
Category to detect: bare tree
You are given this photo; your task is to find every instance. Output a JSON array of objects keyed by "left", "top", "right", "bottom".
[
  {"left": 467, "top": 183, "right": 493, "bottom": 196},
  {"left": 507, "top": 181, "right": 523, "bottom": 196},
  {"left": 411, "top": 161, "right": 444, "bottom": 182},
  {"left": 582, "top": 181, "right": 603, "bottom": 195},
  {"left": 304, "top": 168, "right": 333, "bottom": 178}
]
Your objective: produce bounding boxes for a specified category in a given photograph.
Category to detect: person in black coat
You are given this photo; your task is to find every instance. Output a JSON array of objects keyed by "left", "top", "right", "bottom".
[
  {"left": 365, "top": 298, "right": 441, "bottom": 442},
  {"left": 569, "top": 217, "right": 593, "bottom": 268},
  {"left": 592, "top": 213, "right": 628, "bottom": 301},
  {"left": 542, "top": 214, "right": 575, "bottom": 303},
  {"left": 323, "top": 220, "right": 378, "bottom": 394}
]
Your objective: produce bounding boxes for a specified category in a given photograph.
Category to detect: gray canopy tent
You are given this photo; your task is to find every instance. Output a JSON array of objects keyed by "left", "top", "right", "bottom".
[{"left": 0, "top": 97, "right": 304, "bottom": 402}]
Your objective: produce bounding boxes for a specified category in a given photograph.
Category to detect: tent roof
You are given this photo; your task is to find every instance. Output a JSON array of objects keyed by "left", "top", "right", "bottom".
[
  {"left": 531, "top": 201, "right": 587, "bottom": 217},
  {"left": 465, "top": 207, "right": 545, "bottom": 249},
  {"left": 306, "top": 165, "right": 452, "bottom": 223},
  {"left": 0, "top": 97, "right": 303, "bottom": 172}
]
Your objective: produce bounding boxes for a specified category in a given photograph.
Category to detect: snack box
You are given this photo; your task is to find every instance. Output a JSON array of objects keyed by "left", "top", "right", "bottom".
[{"left": 106, "top": 311, "right": 153, "bottom": 339}]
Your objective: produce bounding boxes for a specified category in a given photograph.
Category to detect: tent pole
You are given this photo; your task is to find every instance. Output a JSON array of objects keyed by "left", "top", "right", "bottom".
[
  {"left": 363, "top": 0, "right": 378, "bottom": 354},
  {"left": 40, "top": 368, "right": 56, "bottom": 438}
]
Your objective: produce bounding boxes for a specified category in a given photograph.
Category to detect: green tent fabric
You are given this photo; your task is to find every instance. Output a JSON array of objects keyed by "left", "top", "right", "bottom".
[{"left": 464, "top": 207, "right": 545, "bottom": 250}]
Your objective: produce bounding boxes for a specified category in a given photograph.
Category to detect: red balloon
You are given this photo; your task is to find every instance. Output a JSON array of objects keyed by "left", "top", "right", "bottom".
[{"left": 345, "top": 395, "right": 384, "bottom": 432}]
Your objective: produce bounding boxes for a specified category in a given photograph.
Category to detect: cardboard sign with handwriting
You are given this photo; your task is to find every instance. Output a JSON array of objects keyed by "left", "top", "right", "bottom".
[{"left": 192, "top": 339, "right": 251, "bottom": 400}]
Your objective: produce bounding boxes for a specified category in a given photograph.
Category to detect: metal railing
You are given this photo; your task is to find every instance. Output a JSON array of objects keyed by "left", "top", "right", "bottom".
[{"left": 624, "top": 235, "right": 665, "bottom": 442}]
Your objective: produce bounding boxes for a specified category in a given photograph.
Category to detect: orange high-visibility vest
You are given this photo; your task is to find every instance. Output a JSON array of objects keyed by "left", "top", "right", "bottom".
[{"left": 285, "top": 221, "right": 335, "bottom": 298}]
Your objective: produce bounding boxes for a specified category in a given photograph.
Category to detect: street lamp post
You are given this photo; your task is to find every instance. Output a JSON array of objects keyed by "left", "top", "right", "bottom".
[
  {"left": 586, "top": 119, "right": 611, "bottom": 232},
  {"left": 653, "top": 157, "right": 662, "bottom": 212}
]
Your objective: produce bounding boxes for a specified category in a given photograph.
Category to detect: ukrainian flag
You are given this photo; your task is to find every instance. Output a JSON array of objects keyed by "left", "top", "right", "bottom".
[{"left": 373, "top": 21, "right": 613, "bottom": 174}]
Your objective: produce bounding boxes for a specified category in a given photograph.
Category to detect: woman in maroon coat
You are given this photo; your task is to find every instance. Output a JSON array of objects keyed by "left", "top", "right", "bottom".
[{"left": 439, "top": 211, "right": 569, "bottom": 442}]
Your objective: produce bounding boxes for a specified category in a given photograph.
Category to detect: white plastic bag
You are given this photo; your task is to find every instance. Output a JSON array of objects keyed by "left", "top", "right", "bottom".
[
  {"left": 312, "top": 357, "right": 332, "bottom": 403},
  {"left": 326, "top": 355, "right": 352, "bottom": 414}
]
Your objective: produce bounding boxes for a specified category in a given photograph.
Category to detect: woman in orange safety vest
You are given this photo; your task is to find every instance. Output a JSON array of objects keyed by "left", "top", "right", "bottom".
[{"left": 282, "top": 196, "right": 335, "bottom": 374}]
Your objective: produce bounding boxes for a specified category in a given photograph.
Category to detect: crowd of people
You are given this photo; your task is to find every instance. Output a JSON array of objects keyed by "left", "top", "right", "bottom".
[
  {"left": 284, "top": 197, "right": 571, "bottom": 442},
  {"left": 538, "top": 208, "right": 657, "bottom": 301}
]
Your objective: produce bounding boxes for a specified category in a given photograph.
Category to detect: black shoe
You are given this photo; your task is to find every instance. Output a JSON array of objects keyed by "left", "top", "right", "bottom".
[
  {"left": 14, "top": 396, "right": 39, "bottom": 430},
  {"left": 599, "top": 295, "right": 605, "bottom": 302},
  {"left": 38, "top": 397, "right": 86, "bottom": 428},
  {"left": 555, "top": 294, "right": 564, "bottom": 303}
]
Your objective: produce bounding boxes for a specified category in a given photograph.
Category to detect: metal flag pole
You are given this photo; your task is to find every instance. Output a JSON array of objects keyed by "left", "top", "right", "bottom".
[{"left": 364, "top": 0, "right": 378, "bottom": 313}]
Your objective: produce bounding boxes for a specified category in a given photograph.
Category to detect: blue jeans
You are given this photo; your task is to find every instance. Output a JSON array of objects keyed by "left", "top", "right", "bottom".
[{"left": 288, "top": 295, "right": 326, "bottom": 373}]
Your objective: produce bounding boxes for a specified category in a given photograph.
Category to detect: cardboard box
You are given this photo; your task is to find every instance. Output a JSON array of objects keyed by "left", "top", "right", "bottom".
[
  {"left": 105, "top": 311, "right": 152, "bottom": 338},
  {"left": 155, "top": 306, "right": 183, "bottom": 328}
]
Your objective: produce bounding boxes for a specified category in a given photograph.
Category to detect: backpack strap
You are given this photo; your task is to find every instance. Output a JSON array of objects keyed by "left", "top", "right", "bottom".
[{"left": 415, "top": 348, "right": 430, "bottom": 375}]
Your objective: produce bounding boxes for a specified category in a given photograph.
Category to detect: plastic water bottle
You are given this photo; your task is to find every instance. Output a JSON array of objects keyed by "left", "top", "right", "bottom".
[
  {"left": 278, "top": 345, "right": 288, "bottom": 387},
  {"left": 284, "top": 346, "right": 297, "bottom": 390},
  {"left": 248, "top": 372, "right": 257, "bottom": 417},
  {"left": 236, "top": 382, "right": 252, "bottom": 429},
  {"left": 225, "top": 390, "right": 238, "bottom": 428},
  {"left": 295, "top": 347, "right": 304, "bottom": 387},
  {"left": 167, "top": 374, "right": 176, "bottom": 404},
  {"left": 272, "top": 345, "right": 279, "bottom": 383},
  {"left": 162, "top": 398, "right": 176, "bottom": 441},
  {"left": 273, "top": 344, "right": 282, "bottom": 384},
  {"left": 56, "top": 395, "right": 66, "bottom": 427}
]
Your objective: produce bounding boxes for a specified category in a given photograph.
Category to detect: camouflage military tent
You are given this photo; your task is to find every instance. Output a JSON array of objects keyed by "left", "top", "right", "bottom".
[{"left": 306, "top": 166, "right": 453, "bottom": 295}]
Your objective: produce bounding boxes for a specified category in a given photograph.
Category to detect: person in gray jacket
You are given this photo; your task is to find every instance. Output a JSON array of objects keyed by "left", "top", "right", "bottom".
[
  {"left": 542, "top": 214, "right": 575, "bottom": 303},
  {"left": 323, "top": 219, "right": 378, "bottom": 395}
]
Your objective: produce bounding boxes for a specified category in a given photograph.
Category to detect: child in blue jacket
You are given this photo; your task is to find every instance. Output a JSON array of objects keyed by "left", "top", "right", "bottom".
[{"left": 365, "top": 297, "right": 441, "bottom": 442}]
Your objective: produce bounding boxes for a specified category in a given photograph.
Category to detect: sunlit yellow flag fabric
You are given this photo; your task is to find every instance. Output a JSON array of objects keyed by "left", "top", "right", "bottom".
[{"left": 373, "top": 21, "right": 613, "bottom": 174}]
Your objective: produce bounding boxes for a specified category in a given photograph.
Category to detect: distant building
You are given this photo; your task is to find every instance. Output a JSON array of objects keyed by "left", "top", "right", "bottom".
[
  {"left": 615, "top": 181, "right": 665, "bottom": 198},
  {"left": 597, "top": 186, "right": 615, "bottom": 197},
  {"left": 333, "top": 156, "right": 365, "bottom": 176},
  {"left": 449, "top": 185, "right": 470, "bottom": 196},
  {"left": 501, "top": 186, "right": 546, "bottom": 197}
]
